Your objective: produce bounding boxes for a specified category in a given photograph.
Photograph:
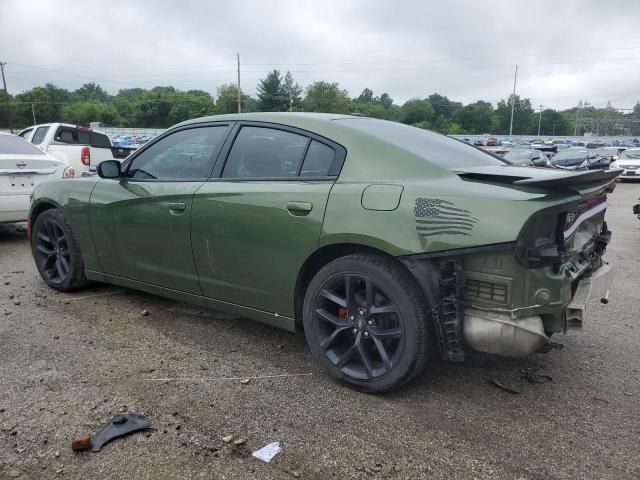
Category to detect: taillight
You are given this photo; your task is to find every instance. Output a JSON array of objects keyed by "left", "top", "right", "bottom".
[
  {"left": 81, "top": 147, "right": 90, "bottom": 166},
  {"left": 63, "top": 166, "right": 76, "bottom": 178}
]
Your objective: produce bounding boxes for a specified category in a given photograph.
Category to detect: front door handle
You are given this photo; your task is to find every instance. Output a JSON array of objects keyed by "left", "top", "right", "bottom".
[
  {"left": 286, "top": 201, "right": 313, "bottom": 216},
  {"left": 168, "top": 202, "right": 186, "bottom": 214}
]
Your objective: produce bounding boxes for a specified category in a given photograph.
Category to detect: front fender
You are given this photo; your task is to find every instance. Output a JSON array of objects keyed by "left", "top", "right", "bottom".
[{"left": 30, "top": 178, "right": 101, "bottom": 272}]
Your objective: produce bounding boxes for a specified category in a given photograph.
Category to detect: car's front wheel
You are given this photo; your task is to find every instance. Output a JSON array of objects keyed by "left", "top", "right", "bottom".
[
  {"left": 31, "top": 209, "right": 88, "bottom": 291},
  {"left": 303, "top": 253, "right": 433, "bottom": 392}
]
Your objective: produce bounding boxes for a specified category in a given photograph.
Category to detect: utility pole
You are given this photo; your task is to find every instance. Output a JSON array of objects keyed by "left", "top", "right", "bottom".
[
  {"left": 508, "top": 64, "right": 518, "bottom": 137},
  {"left": 574, "top": 100, "right": 582, "bottom": 136},
  {"left": 537, "top": 104, "right": 543, "bottom": 136},
  {"left": 236, "top": 53, "right": 241, "bottom": 114},
  {"left": 0, "top": 61, "right": 14, "bottom": 133},
  {"left": 289, "top": 90, "right": 293, "bottom": 112},
  {"left": 31, "top": 103, "right": 36, "bottom": 125}
]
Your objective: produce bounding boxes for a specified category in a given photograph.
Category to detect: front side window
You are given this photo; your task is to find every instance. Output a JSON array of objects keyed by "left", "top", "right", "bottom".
[
  {"left": 222, "top": 126, "right": 308, "bottom": 178},
  {"left": 127, "top": 126, "right": 227, "bottom": 180},
  {"left": 31, "top": 126, "right": 50, "bottom": 145}
]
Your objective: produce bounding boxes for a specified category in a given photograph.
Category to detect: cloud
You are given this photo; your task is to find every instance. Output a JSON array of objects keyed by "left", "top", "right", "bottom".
[{"left": 1, "top": 0, "right": 639, "bottom": 109}]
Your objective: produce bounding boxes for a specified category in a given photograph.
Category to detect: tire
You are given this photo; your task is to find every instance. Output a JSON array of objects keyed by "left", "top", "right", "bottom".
[
  {"left": 31, "top": 208, "right": 88, "bottom": 291},
  {"left": 303, "top": 253, "right": 434, "bottom": 393}
]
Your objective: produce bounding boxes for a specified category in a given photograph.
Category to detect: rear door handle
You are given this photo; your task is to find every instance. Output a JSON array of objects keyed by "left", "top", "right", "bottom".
[
  {"left": 168, "top": 202, "right": 186, "bottom": 214},
  {"left": 286, "top": 201, "right": 313, "bottom": 216}
]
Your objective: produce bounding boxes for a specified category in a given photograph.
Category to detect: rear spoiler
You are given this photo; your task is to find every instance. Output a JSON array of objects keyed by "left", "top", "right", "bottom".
[{"left": 450, "top": 166, "right": 622, "bottom": 192}]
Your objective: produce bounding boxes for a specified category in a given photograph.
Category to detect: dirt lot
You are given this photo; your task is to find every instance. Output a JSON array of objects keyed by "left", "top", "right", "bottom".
[{"left": 1, "top": 183, "right": 639, "bottom": 480}]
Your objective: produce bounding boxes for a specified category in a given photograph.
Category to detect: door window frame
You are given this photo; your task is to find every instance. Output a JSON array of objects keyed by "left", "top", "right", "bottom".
[
  {"left": 120, "top": 122, "right": 233, "bottom": 182},
  {"left": 209, "top": 121, "right": 347, "bottom": 181}
]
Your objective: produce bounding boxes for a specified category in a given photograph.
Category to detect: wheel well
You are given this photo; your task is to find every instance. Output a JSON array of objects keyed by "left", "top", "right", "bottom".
[
  {"left": 294, "top": 243, "right": 399, "bottom": 329},
  {"left": 30, "top": 202, "right": 57, "bottom": 226}
]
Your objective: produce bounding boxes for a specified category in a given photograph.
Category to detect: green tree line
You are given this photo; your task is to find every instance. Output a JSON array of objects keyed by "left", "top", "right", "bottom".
[{"left": 2, "top": 69, "right": 640, "bottom": 136}]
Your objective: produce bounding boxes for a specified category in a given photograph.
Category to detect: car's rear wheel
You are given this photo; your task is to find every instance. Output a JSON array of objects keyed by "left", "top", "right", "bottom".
[
  {"left": 303, "top": 253, "right": 433, "bottom": 392},
  {"left": 31, "top": 209, "right": 88, "bottom": 291}
]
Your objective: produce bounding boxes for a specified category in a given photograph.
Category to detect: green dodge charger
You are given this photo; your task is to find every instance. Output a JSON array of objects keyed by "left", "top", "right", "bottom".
[{"left": 29, "top": 113, "right": 619, "bottom": 392}]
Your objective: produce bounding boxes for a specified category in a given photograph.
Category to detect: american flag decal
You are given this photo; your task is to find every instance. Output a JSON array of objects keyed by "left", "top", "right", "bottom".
[{"left": 414, "top": 198, "right": 478, "bottom": 237}]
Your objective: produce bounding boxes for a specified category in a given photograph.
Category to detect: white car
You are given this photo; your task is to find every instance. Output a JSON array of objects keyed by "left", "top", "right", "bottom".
[
  {"left": 0, "top": 133, "right": 73, "bottom": 223},
  {"left": 610, "top": 148, "right": 640, "bottom": 180}
]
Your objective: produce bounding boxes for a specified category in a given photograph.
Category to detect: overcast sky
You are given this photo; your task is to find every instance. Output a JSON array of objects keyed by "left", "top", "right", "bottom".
[{"left": 1, "top": 0, "right": 639, "bottom": 109}]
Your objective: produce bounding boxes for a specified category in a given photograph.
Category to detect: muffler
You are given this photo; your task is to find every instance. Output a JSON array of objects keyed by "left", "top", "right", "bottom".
[{"left": 463, "top": 308, "right": 549, "bottom": 358}]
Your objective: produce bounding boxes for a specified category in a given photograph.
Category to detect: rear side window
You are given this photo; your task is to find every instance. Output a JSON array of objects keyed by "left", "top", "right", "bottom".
[
  {"left": 18, "top": 128, "right": 33, "bottom": 139},
  {"left": 31, "top": 126, "right": 50, "bottom": 145},
  {"left": 90, "top": 132, "right": 111, "bottom": 148},
  {"left": 222, "top": 126, "right": 309, "bottom": 178},
  {"left": 300, "top": 141, "right": 335, "bottom": 176},
  {"left": 338, "top": 118, "right": 506, "bottom": 169},
  {"left": 55, "top": 127, "right": 90, "bottom": 145}
]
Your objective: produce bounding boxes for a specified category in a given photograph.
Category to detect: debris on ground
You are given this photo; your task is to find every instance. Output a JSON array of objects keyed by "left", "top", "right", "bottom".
[
  {"left": 520, "top": 367, "right": 552, "bottom": 384},
  {"left": 141, "top": 309, "right": 149, "bottom": 316},
  {"left": 232, "top": 437, "right": 247, "bottom": 447},
  {"left": 487, "top": 378, "right": 520, "bottom": 394},
  {"left": 71, "top": 435, "right": 92, "bottom": 451},
  {"left": 90, "top": 414, "right": 151, "bottom": 452},
  {"left": 252, "top": 442, "right": 282, "bottom": 462},
  {"left": 593, "top": 395, "right": 610, "bottom": 405},
  {"left": 222, "top": 435, "right": 234, "bottom": 443},
  {"left": 240, "top": 378, "right": 251, "bottom": 385}
]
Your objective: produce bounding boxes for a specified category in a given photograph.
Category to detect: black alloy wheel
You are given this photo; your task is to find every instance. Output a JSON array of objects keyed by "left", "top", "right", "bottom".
[
  {"left": 31, "top": 209, "right": 88, "bottom": 291},
  {"left": 303, "top": 254, "right": 433, "bottom": 392},
  {"left": 313, "top": 273, "right": 404, "bottom": 380},
  {"left": 34, "top": 218, "right": 71, "bottom": 285}
]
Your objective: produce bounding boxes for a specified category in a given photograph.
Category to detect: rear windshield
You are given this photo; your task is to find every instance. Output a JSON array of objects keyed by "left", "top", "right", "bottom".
[
  {"left": 336, "top": 118, "right": 506, "bottom": 168},
  {"left": 0, "top": 134, "right": 45, "bottom": 155}
]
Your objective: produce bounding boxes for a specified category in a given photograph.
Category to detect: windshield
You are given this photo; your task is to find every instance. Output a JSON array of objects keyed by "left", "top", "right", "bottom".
[
  {"left": 620, "top": 150, "right": 640, "bottom": 159},
  {"left": 336, "top": 118, "right": 506, "bottom": 168},
  {"left": 551, "top": 149, "right": 594, "bottom": 166},
  {"left": 0, "top": 134, "right": 45, "bottom": 155}
]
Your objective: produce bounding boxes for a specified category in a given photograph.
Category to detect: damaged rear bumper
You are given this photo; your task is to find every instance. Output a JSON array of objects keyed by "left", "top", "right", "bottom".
[{"left": 463, "top": 263, "right": 612, "bottom": 357}]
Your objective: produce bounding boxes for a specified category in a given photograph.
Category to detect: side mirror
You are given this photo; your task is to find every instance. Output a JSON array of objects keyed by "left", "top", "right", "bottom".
[
  {"left": 97, "top": 160, "right": 122, "bottom": 179},
  {"left": 532, "top": 157, "right": 547, "bottom": 167}
]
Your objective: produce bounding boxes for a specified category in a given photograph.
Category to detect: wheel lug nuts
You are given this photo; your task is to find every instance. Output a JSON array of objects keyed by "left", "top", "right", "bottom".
[
  {"left": 364, "top": 331, "right": 369, "bottom": 337},
  {"left": 352, "top": 328, "right": 358, "bottom": 334},
  {"left": 367, "top": 320, "right": 373, "bottom": 326},
  {"left": 358, "top": 309, "right": 366, "bottom": 316},
  {"left": 349, "top": 316, "right": 355, "bottom": 321}
]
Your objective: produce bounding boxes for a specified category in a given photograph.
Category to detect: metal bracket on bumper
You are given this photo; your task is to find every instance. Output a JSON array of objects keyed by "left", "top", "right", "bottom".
[{"left": 566, "top": 263, "right": 612, "bottom": 329}]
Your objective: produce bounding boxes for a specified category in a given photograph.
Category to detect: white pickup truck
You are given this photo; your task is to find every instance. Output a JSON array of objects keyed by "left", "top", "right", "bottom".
[{"left": 17, "top": 123, "right": 133, "bottom": 177}]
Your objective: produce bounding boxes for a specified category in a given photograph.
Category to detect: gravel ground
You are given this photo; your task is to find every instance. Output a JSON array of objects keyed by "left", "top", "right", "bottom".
[{"left": 1, "top": 183, "right": 639, "bottom": 480}]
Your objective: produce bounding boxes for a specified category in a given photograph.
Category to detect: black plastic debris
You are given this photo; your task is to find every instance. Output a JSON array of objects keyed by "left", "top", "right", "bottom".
[
  {"left": 487, "top": 377, "right": 520, "bottom": 394},
  {"left": 520, "top": 367, "right": 552, "bottom": 384},
  {"left": 91, "top": 414, "right": 151, "bottom": 452}
]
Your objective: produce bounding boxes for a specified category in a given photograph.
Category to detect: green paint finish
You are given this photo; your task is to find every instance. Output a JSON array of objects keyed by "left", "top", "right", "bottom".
[
  {"left": 89, "top": 179, "right": 204, "bottom": 294},
  {"left": 29, "top": 113, "right": 615, "bottom": 336},
  {"left": 191, "top": 180, "right": 332, "bottom": 317},
  {"left": 361, "top": 184, "right": 404, "bottom": 211}
]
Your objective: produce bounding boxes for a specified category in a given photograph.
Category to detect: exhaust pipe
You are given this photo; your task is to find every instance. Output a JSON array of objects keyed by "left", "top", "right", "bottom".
[{"left": 463, "top": 308, "right": 549, "bottom": 358}]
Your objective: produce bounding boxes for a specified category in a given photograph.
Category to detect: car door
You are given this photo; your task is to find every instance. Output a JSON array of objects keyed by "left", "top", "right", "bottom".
[
  {"left": 90, "top": 123, "right": 232, "bottom": 293},
  {"left": 191, "top": 123, "right": 345, "bottom": 317}
]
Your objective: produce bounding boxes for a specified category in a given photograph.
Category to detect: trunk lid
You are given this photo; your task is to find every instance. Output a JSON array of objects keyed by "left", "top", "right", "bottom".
[{"left": 0, "top": 154, "right": 65, "bottom": 195}]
